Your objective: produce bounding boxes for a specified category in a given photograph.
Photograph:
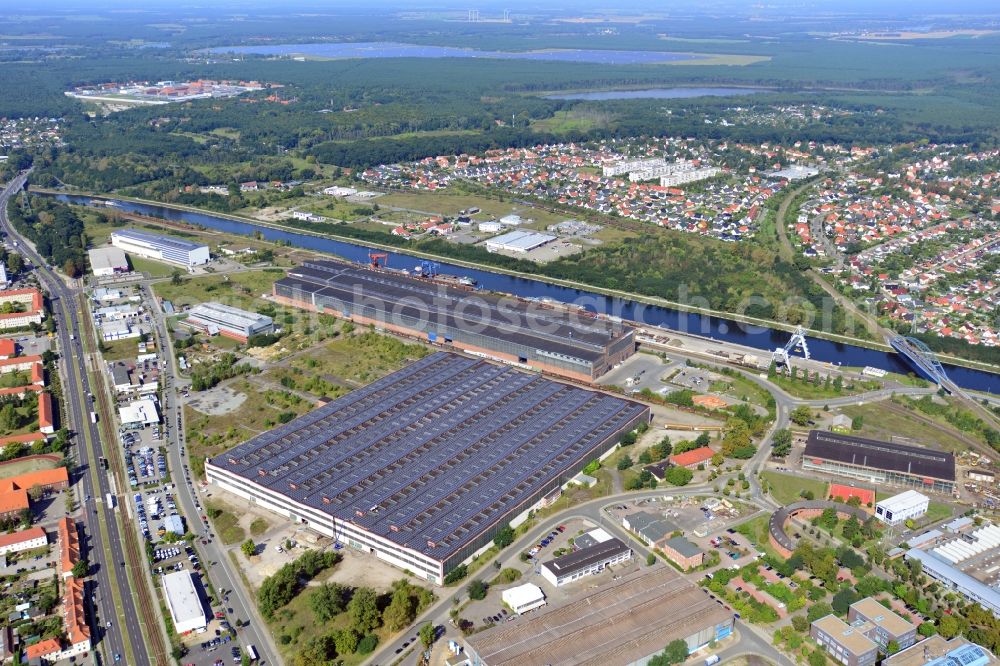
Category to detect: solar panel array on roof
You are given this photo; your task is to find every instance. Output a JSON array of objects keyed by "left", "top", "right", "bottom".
[
  {"left": 274, "top": 260, "right": 631, "bottom": 365},
  {"left": 210, "top": 352, "right": 647, "bottom": 561},
  {"left": 111, "top": 228, "right": 207, "bottom": 252},
  {"left": 805, "top": 430, "right": 955, "bottom": 481}
]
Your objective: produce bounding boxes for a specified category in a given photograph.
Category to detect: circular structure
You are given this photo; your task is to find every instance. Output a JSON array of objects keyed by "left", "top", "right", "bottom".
[{"left": 768, "top": 500, "right": 870, "bottom": 558}]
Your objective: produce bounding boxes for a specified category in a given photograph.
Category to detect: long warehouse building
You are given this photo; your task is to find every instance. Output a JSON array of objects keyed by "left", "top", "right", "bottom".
[
  {"left": 110, "top": 228, "right": 210, "bottom": 268},
  {"left": 184, "top": 301, "right": 274, "bottom": 342},
  {"left": 272, "top": 260, "right": 636, "bottom": 381},
  {"left": 206, "top": 352, "right": 649, "bottom": 583},
  {"left": 802, "top": 430, "right": 956, "bottom": 494},
  {"left": 463, "top": 567, "right": 734, "bottom": 665}
]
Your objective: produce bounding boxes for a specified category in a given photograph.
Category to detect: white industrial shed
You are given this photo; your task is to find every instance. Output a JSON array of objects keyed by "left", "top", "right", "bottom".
[
  {"left": 88, "top": 247, "right": 129, "bottom": 277},
  {"left": 501, "top": 583, "right": 546, "bottom": 615},
  {"left": 875, "top": 490, "right": 929, "bottom": 526},
  {"left": 932, "top": 524, "right": 1000, "bottom": 564},
  {"left": 485, "top": 231, "right": 556, "bottom": 254},
  {"left": 163, "top": 570, "right": 207, "bottom": 634}
]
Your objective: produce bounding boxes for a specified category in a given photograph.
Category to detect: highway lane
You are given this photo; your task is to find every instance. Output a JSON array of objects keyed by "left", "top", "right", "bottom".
[
  {"left": 141, "top": 282, "right": 281, "bottom": 665},
  {"left": 0, "top": 173, "right": 153, "bottom": 665}
]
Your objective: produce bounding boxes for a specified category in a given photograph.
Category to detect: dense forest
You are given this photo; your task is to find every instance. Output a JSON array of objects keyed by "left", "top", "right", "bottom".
[{"left": 5, "top": 195, "right": 87, "bottom": 277}]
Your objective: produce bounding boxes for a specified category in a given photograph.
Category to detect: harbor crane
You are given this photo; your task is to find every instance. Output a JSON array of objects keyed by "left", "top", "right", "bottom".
[
  {"left": 415, "top": 260, "right": 439, "bottom": 278},
  {"left": 771, "top": 325, "right": 810, "bottom": 369},
  {"left": 368, "top": 251, "right": 388, "bottom": 269}
]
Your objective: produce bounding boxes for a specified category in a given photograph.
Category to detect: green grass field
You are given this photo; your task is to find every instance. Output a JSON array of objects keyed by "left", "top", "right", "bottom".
[
  {"left": 273, "top": 329, "right": 430, "bottom": 387},
  {"left": 153, "top": 270, "right": 286, "bottom": 310},
  {"left": 734, "top": 513, "right": 783, "bottom": 559},
  {"left": 0, "top": 454, "right": 61, "bottom": 479},
  {"left": 769, "top": 374, "right": 880, "bottom": 400},
  {"left": 128, "top": 255, "right": 176, "bottom": 278},
  {"left": 186, "top": 381, "right": 314, "bottom": 478},
  {"left": 840, "top": 403, "right": 972, "bottom": 453},
  {"left": 205, "top": 498, "right": 246, "bottom": 545},
  {"left": 761, "top": 471, "right": 828, "bottom": 505},
  {"left": 100, "top": 336, "right": 143, "bottom": 361}
]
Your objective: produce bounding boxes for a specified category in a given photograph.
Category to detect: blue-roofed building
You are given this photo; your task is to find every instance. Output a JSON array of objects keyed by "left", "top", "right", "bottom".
[
  {"left": 206, "top": 352, "right": 649, "bottom": 584},
  {"left": 906, "top": 548, "right": 1000, "bottom": 617},
  {"left": 110, "top": 228, "right": 210, "bottom": 268}
]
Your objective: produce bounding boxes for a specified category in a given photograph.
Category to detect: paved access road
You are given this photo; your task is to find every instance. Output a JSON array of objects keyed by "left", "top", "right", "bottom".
[
  {"left": 141, "top": 281, "right": 281, "bottom": 665},
  {"left": 0, "top": 173, "right": 156, "bottom": 665},
  {"left": 365, "top": 482, "right": 792, "bottom": 666}
]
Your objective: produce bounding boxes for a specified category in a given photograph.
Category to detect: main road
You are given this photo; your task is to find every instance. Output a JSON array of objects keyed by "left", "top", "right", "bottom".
[
  {"left": 140, "top": 280, "right": 281, "bottom": 665},
  {"left": 0, "top": 173, "right": 161, "bottom": 665}
]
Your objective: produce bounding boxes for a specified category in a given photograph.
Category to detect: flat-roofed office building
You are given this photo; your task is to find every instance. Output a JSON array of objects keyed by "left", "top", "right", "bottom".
[
  {"left": 540, "top": 533, "right": 632, "bottom": 587},
  {"left": 110, "top": 228, "right": 210, "bottom": 268}
]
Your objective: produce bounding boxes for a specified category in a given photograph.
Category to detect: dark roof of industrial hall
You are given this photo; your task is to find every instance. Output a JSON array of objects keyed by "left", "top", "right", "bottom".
[
  {"left": 542, "top": 537, "right": 632, "bottom": 578},
  {"left": 804, "top": 430, "right": 955, "bottom": 482},
  {"left": 274, "top": 260, "right": 633, "bottom": 363},
  {"left": 209, "top": 352, "right": 648, "bottom": 562}
]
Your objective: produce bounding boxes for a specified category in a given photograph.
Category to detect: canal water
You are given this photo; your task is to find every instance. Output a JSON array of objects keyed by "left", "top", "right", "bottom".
[{"left": 55, "top": 194, "right": 999, "bottom": 393}]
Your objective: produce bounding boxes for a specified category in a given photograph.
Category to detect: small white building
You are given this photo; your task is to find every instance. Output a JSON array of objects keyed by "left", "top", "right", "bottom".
[
  {"left": 0, "top": 527, "right": 47, "bottom": 556},
  {"left": 163, "top": 570, "right": 207, "bottom": 634},
  {"left": 88, "top": 247, "right": 130, "bottom": 277},
  {"left": 501, "top": 583, "right": 546, "bottom": 615},
  {"left": 478, "top": 221, "right": 504, "bottom": 233},
  {"left": 323, "top": 186, "right": 358, "bottom": 197},
  {"left": 485, "top": 231, "right": 556, "bottom": 255},
  {"left": 100, "top": 319, "right": 139, "bottom": 342},
  {"left": 118, "top": 398, "right": 160, "bottom": 426},
  {"left": 875, "top": 490, "right": 930, "bottom": 526},
  {"left": 499, "top": 214, "right": 526, "bottom": 226}
]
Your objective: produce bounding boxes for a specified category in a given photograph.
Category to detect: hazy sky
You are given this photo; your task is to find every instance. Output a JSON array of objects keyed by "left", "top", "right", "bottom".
[{"left": 19, "top": 0, "right": 1000, "bottom": 11}]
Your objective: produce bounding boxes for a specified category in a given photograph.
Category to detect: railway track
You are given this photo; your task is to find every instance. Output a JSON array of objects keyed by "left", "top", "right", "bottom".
[{"left": 77, "top": 293, "right": 171, "bottom": 666}]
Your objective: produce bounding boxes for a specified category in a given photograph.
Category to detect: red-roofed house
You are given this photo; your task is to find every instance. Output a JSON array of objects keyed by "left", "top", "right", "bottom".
[
  {"left": 58, "top": 517, "right": 80, "bottom": 579},
  {"left": 0, "top": 526, "right": 46, "bottom": 555},
  {"left": 25, "top": 638, "right": 61, "bottom": 662},
  {"left": 829, "top": 483, "right": 875, "bottom": 507},
  {"left": 38, "top": 393, "right": 54, "bottom": 434},
  {"left": 0, "top": 338, "right": 16, "bottom": 359},
  {"left": 669, "top": 446, "right": 716, "bottom": 468},
  {"left": 0, "top": 466, "right": 69, "bottom": 519},
  {"left": 0, "top": 288, "right": 44, "bottom": 330}
]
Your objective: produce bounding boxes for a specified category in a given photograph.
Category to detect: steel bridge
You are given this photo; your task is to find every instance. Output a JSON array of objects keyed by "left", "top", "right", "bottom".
[{"left": 887, "top": 333, "right": 956, "bottom": 393}]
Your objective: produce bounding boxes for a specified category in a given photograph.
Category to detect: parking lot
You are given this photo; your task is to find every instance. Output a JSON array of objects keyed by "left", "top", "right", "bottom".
[
  {"left": 596, "top": 353, "right": 679, "bottom": 393},
  {"left": 120, "top": 422, "right": 168, "bottom": 488},
  {"left": 669, "top": 367, "right": 723, "bottom": 391}
]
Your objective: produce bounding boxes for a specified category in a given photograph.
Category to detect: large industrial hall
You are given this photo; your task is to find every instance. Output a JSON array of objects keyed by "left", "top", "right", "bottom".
[
  {"left": 206, "top": 352, "right": 649, "bottom": 583},
  {"left": 271, "top": 260, "right": 636, "bottom": 381}
]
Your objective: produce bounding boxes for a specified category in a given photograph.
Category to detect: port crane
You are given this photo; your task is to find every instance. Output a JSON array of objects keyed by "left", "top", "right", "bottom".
[
  {"left": 368, "top": 251, "right": 388, "bottom": 269},
  {"left": 415, "top": 260, "right": 439, "bottom": 278},
  {"left": 771, "top": 325, "right": 810, "bottom": 369}
]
